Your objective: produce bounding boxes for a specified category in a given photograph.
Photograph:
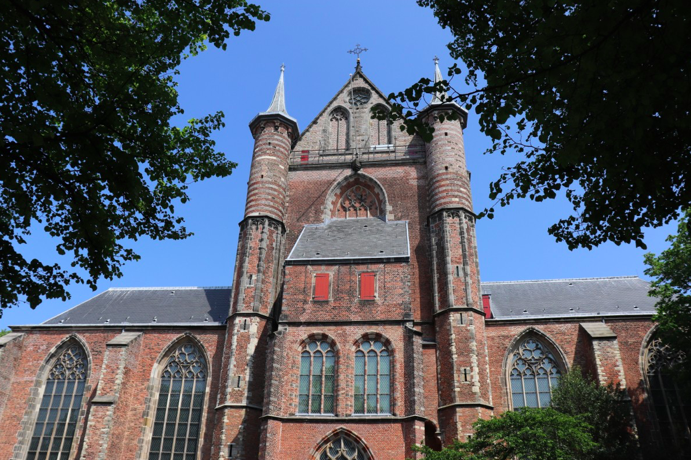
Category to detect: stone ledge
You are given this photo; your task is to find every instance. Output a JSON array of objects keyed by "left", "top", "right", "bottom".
[
  {"left": 106, "top": 332, "right": 142, "bottom": 347},
  {"left": 580, "top": 322, "right": 617, "bottom": 339},
  {"left": 0, "top": 332, "right": 24, "bottom": 347},
  {"left": 92, "top": 395, "right": 117, "bottom": 405}
]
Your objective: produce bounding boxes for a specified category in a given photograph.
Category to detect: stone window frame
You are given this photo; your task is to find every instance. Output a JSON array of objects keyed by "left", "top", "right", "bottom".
[
  {"left": 137, "top": 334, "right": 211, "bottom": 460},
  {"left": 297, "top": 339, "right": 337, "bottom": 415},
  {"left": 503, "top": 328, "right": 568, "bottom": 411},
  {"left": 369, "top": 104, "right": 392, "bottom": 147},
  {"left": 309, "top": 428, "right": 373, "bottom": 460},
  {"left": 352, "top": 333, "right": 394, "bottom": 415},
  {"left": 640, "top": 329, "right": 690, "bottom": 451},
  {"left": 322, "top": 172, "right": 392, "bottom": 222},
  {"left": 12, "top": 334, "right": 93, "bottom": 460},
  {"left": 328, "top": 106, "right": 351, "bottom": 152}
]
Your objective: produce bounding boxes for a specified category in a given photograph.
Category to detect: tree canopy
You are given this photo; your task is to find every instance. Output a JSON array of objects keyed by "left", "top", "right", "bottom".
[
  {"left": 414, "top": 407, "right": 596, "bottom": 460},
  {"left": 644, "top": 210, "right": 691, "bottom": 385},
  {"left": 389, "top": 0, "right": 691, "bottom": 250},
  {"left": 0, "top": 0, "right": 268, "bottom": 314}
]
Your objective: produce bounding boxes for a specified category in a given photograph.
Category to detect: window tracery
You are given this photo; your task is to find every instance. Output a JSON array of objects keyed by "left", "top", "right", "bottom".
[
  {"left": 149, "top": 341, "right": 207, "bottom": 460},
  {"left": 340, "top": 185, "right": 379, "bottom": 219},
  {"left": 645, "top": 338, "right": 690, "bottom": 448},
  {"left": 509, "top": 337, "right": 562, "bottom": 409},
  {"left": 354, "top": 340, "right": 390, "bottom": 414},
  {"left": 370, "top": 105, "right": 391, "bottom": 146},
  {"left": 299, "top": 340, "right": 335, "bottom": 414},
  {"left": 348, "top": 88, "right": 371, "bottom": 106},
  {"left": 318, "top": 434, "right": 368, "bottom": 460},
  {"left": 27, "top": 344, "right": 88, "bottom": 460}
]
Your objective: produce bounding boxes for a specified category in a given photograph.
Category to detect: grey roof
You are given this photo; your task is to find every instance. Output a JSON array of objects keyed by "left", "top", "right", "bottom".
[
  {"left": 286, "top": 218, "right": 410, "bottom": 263},
  {"left": 481, "top": 276, "right": 657, "bottom": 320},
  {"left": 42, "top": 287, "right": 230, "bottom": 326}
]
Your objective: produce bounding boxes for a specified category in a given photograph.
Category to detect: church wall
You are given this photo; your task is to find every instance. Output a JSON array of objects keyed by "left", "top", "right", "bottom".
[
  {"left": 484, "top": 319, "right": 655, "bottom": 429},
  {"left": 0, "top": 328, "right": 225, "bottom": 460},
  {"left": 285, "top": 164, "right": 433, "bottom": 323}
]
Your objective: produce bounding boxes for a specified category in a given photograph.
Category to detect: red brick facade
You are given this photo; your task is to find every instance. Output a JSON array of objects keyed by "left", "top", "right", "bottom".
[{"left": 0, "top": 65, "right": 668, "bottom": 460}]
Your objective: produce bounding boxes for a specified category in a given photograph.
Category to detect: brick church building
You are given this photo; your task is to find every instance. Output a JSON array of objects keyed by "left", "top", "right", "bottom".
[{"left": 0, "top": 60, "right": 687, "bottom": 460}]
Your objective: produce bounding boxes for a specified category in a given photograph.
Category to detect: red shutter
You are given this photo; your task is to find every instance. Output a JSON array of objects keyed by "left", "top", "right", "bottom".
[
  {"left": 482, "top": 294, "right": 492, "bottom": 319},
  {"left": 314, "top": 273, "right": 330, "bottom": 301},
  {"left": 360, "top": 272, "right": 376, "bottom": 300}
]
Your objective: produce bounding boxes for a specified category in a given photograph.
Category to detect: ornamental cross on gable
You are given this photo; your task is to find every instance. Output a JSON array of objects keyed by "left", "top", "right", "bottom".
[{"left": 348, "top": 44, "right": 368, "bottom": 60}]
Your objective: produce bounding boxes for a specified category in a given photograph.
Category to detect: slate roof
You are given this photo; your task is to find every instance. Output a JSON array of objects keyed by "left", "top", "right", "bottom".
[
  {"left": 286, "top": 218, "right": 410, "bottom": 263},
  {"left": 42, "top": 287, "right": 230, "bottom": 326},
  {"left": 481, "top": 276, "right": 657, "bottom": 320}
]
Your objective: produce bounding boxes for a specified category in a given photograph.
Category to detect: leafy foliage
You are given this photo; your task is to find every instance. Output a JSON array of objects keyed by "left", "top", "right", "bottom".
[
  {"left": 389, "top": 0, "right": 691, "bottom": 249},
  {"left": 644, "top": 210, "right": 691, "bottom": 385},
  {"left": 550, "top": 367, "right": 638, "bottom": 460},
  {"left": 0, "top": 0, "right": 269, "bottom": 314},
  {"left": 414, "top": 407, "right": 596, "bottom": 460},
  {"left": 0, "top": 329, "right": 9, "bottom": 338}
]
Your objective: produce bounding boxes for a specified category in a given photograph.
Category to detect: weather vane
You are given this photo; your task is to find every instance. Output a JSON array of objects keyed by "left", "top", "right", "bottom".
[{"left": 348, "top": 44, "right": 369, "bottom": 60}]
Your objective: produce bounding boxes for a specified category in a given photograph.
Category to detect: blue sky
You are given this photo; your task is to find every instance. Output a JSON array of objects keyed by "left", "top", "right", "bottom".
[{"left": 1, "top": 0, "right": 675, "bottom": 328}]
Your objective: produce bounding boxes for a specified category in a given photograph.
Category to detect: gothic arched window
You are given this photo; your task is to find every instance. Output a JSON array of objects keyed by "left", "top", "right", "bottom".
[
  {"left": 318, "top": 434, "right": 368, "bottom": 460},
  {"left": 509, "top": 337, "right": 562, "bottom": 409},
  {"left": 149, "top": 341, "right": 207, "bottom": 460},
  {"left": 370, "top": 105, "right": 391, "bottom": 146},
  {"left": 299, "top": 340, "right": 335, "bottom": 414},
  {"left": 329, "top": 108, "right": 349, "bottom": 151},
  {"left": 27, "top": 343, "right": 88, "bottom": 460},
  {"left": 340, "top": 185, "right": 380, "bottom": 219},
  {"left": 645, "top": 338, "right": 690, "bottom": 448},
  {"left": 354, "top": 340, "right": 390, "bottom": 414}
]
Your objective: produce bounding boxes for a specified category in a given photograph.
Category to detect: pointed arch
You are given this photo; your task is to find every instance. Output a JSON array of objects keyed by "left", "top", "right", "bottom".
[
  {"left": 369, "top": 104, "right": 392, "bottom": 146},
  {"left": 309, "top": 427, "right": 373, "bottom": 460},
  {"left": 323, "top": 172, "right": 391, "bottom": 221},
  {"left": 329, "top": 106, "right": 350, "bottom": 151},
  {"left": 503, "top": 328, "right": 567, "bottom": 409},
  {"left": 21, "top": 334, "right": 92, "bottom": 460},
  {"left": 640, "top": 329, "right": 690, "bottom": 450},
  {"left": 353, "top": 332, "right": 393, "bottom": 415},
  {"left": 138, "top": 333, "right": 211, "bottom": 460},
  {"left": 298, "top": 333, "right": 338, "bottom": 415}
]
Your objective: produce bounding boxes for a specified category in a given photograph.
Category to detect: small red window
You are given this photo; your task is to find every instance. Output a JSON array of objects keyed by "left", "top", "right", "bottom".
[
  {"left": 300, "top": 150, "right": 310, "bottom": 162},
  {"left": 313, "top": 273, "right": 330, "bottom": 301},
  {"left": 360, "top": 272, "right": 376, "bottom": 300},
  {"left": 482, "top": 294, "right": 492, "bottom": 319}
]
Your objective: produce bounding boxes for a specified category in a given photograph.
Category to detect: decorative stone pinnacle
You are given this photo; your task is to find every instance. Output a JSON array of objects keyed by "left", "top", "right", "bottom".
[
  {"left": 266, "top": 64, "right": 288, "bottom": 115},
  {"left": 431, "top": 56, "right": 447, "bottom": 105}
]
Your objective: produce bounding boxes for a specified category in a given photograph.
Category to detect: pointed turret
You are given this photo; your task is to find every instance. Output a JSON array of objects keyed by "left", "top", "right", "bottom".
[
  {"left": 249, "top": 65, "right": 299, "bottom": 141},
  {"left": 421, "top": 57, "right": 468, "bottom": 129}
]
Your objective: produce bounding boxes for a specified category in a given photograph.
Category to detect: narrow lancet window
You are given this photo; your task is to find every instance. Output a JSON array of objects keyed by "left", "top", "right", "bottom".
[
  {"left": 299, "top": 340, "right": 335, "bottom": 414},
  {"left": 354, "top": 340, "right": 390, "bottom": 414}
]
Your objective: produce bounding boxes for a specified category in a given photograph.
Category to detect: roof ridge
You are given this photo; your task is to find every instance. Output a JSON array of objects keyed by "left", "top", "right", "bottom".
[
  {"left": 481, "top": 276, "right": 641, "bottom": 285},
  {"left": 107, "top": 286, "right": 231, "bottom": 291}
]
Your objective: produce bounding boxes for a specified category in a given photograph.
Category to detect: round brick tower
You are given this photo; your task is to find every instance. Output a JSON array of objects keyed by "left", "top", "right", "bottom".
[
  {"left": 214, "top": 66, "right": 299, "bottom": 460},
  {"left": 422, "top": 59, "right": 494, "bottom": 444}
]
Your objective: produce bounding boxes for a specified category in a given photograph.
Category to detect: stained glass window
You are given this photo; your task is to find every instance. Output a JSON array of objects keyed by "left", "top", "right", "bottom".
[
  {"left": 319, "top": 434, "right": 368, "bottom": 460},
  {"left": 509, "top": 337, "right": 562, "bottom": 409},
  {"left": 645, "top": 338, "right": 690, "bottom": 449},
  {"left": 299, "top": 341, "right": 335, "bottom": 414},
  {"left": 354, "top": 340, "right": 390, "bottom": 414},
  {"left": 27, "top": 344, "right": 88, "bottom": 460},
  {"left": 149, "top": 342, "right": 207, "bottom": 460}
]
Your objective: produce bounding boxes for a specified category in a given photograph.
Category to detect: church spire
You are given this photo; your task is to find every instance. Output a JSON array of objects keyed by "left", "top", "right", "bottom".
[
  {"left": 430, "top": 56, "right": 447, "bottom": 105},
  {"left": 265, "top": 64, "right": 289, "bottom": 115}
]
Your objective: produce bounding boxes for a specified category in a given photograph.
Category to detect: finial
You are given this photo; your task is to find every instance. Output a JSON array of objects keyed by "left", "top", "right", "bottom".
[
  {"left": 431, "top": 56, "right": 447, "bottom": 105},
  {"left": 266, "top": 63, "right": 288, "bottom": 115},
  {"left": 348, "top": 44, "right": 368, "bottom": 70}
]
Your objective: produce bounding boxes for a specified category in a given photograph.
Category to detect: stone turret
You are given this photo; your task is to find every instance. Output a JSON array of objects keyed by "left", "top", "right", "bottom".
[
  {"left": 422, "top": 59, "right": 493, "bottom": 443},
  {"left": 214, "top": 66, "right": 298, "bottom": 460}
]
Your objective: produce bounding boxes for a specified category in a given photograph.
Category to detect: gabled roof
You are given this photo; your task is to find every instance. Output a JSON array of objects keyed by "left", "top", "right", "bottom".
[
  {"left": 296, "top": 65, "right": 391, "bottom": 143},
  {"left": 481, "top": 276, "right": 657, "bottom": 320},
  {"left": 286, "top": 218, "right": 410, "bottom": 264},
  {"left": 41, "top": 287, "right": 230, "bottom": 326}
]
